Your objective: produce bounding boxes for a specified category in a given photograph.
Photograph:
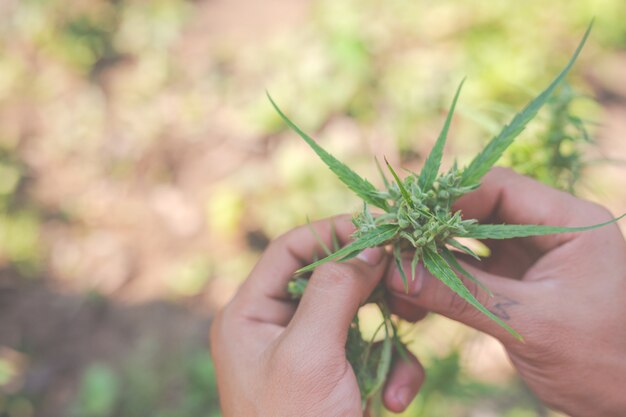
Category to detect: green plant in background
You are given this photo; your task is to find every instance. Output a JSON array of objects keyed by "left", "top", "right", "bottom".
[
  {"left": 504, "top": 82, "right": 596, "bottom": 192},
  {"left": 269, "top": 23, "right": 624, "bottom": 406},
  {"left": 71, "top": 349, "right": 221, "bottom": 417},
  {"left": 71, "top": 364, "right": 120, "bottom": 417},
  {"left": 0, "top": 147, "right": 42, "bottom": 277}
]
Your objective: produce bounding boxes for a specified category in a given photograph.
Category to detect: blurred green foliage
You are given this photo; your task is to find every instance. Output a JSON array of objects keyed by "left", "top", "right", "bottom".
[
  {"left": 0, "top": 148, "right": 42, "bottom": 276},
  {"left": 72, "top": 348, "right": 220, "bottom": 417}
]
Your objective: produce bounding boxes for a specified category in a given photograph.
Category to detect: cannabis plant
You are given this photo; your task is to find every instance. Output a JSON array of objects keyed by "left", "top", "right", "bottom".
[{"left": 268, "top": 23, "right": 623, "bottom": 407}]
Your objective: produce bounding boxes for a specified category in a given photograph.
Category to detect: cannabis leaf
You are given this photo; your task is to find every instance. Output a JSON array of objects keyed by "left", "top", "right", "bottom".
[
  {"left": 460, "top": 22, "right": 593, "bottom": 187},
  {"left": 419, "top": 79, "right": 465, "bottom": 191},
  {"left": 462, "top": 214, "right": 625, "bottom": 240},
  {"left": 422, "top": 247, "right": 522, "bottom": 340},
  {"left": 267, "top": 93, "right": 389, "bottom": 211},
  {"left": 296, "top": 224, "right": 398, "bottom": 274}
]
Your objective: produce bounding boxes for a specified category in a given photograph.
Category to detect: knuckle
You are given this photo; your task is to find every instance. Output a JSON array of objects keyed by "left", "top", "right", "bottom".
[
  {"left": 270, "top": 341, "right": 326, "bottom": 382},
  {"left": 446, "top": 279, "right": 483, "bottom": 320},
  {"left": 268, "top": 229, "right": 295, "bottom": 252},
  {"left": 311, "top": 262, "right": 360, "bottom": 290}
]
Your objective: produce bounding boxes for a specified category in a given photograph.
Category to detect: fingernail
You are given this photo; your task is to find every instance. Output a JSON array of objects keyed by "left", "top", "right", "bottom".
[
  {"left": 357, "top": 247, "right": 384, "bottom": 265},
  {"left": 395, "top": 386, "right": 412, "bottom": 408}
]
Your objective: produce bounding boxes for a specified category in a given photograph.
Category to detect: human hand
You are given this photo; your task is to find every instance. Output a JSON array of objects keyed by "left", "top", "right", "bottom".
[
  {"left": 210, "top": 217, "right": 424, "bottom": 417},
  {"left": 386, "top": 167, "right": 626, "bottom": 417}
]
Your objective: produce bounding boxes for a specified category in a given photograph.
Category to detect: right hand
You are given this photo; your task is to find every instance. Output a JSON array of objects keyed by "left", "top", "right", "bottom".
[{"left": 385, "top": 167, "right": 626, "bottom": 417}]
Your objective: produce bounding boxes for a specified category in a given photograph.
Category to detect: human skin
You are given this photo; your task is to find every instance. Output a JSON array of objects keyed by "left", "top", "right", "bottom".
[
  {"left": 210, "top": 216, "right": 424, "bottom": 416},
  {"left": 386, "top": 168, "right": 626, "bottom": 417},
  {"left": 211, "top": 168, "right": 626, "bottom": 416}
]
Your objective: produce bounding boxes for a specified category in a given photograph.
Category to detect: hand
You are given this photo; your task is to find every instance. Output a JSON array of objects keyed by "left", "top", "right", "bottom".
[
  {"left": 210, "top": 217, "right": 424, "bottom": 417},
  {"left": 386, "top": 167, "right": 626, "bottom": 417}
]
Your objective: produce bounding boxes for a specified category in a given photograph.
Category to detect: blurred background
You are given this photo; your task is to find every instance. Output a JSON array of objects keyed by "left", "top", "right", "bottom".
[{"left": 0, "top": 0, "right": 625, "bottom": 416}]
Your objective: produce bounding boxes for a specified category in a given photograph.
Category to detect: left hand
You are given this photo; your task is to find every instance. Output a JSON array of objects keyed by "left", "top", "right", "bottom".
[{"left": 210, "top": 216, "right": 424, "bottom": 417}]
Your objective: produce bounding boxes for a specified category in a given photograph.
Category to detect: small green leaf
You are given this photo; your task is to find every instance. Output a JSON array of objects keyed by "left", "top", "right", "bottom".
[
  {"left": 410, "top": 250, "right": 420, "bottom": 282},
  {"left": 297, "top": 224, "right": 398, "bottom": 273},
  {"left": 419, "top": 78, "right": 465, "bottom": 190},
  {"left": 422, "top": 247, "right": 522, "bottom": 340},
  {"left": 461, "top": 22, "right": 593, "bottom": 187},
  {"left": 462, "top": 213, "right": 625, "bottom": 240},
  {"left": 385, "top": 157, "right": 413, "bottom": 208},
  {"left": 369, "top": 323, "right": 392, "bottom": 399},
  {"left": 306, "top": 215, "right": 332, "bottom": 256},
  {"left": 392, "top": 337, "right": 410, "bottom": 363},
  {"left": 374, "top": 157, "right": 391, "bottom": 188},
  {"left": 267, "top": 93, "right": 389, "bottom": 210},
  {"left": 440, "top": 247, "right": 493, "bottom": 297},
  {"left": 393, "top": 245, "right": 409, "bottom": 292}
]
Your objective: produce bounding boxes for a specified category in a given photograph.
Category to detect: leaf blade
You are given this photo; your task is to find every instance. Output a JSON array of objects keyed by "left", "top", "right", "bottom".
[
  {"left": 297, "top": 224, "right": 398, "bottom": 273},
  {"left": 422, "top": 247, "right": 522, "bottom": 340},
  {"left": 419, "top": 78, "right": 465, "bottom": 190},
  {"left": 374, "top": 157, "right": 391, "bottom": 189},
  {"left": 267, "top": 93, "right": 389, "bottom": 210},
  {"left": 440, "top": 247, "right": 493, "bottom": 297},
  {"left": 462, "top": 213, "right": 625, "bottom": 240},
  {"left": 306, "top": 215, "right": 332, "bottom": 256},
  {"left": 460, "top": 22, "right": 593, "bottom": 187},
  {"left": 385, "top": 158, "right": 413, "bottom": 208},
  {"left": 393, "top": 245, "right": 409, "bottom": 292},
  {"left": 447, "top": 238, "right": 481, "bottom": 260}
]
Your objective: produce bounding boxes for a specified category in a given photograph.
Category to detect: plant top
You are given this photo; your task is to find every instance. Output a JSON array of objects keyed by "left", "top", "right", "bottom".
[{"left": 267, "top": 22, "right": 624, "bottom": 404}]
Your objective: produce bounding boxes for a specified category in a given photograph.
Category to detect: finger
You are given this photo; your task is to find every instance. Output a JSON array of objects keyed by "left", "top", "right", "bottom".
[
  {"left": 478, "top": 238, "right": 538, "bottom": 279},
  {"left": 453, "top": 167, "right": 613, "bottom": 254},
  {"left": 382, "top": 349, "right": 425, "bottom": 413},
  {"left": 287, "top": 247, "right": 390, "bottom": 347},
  {"left": 387, "top": 292, "right": 429, "bottom": 323},
  {"left": 386, "top": 256, "right": 531, "bottom": 344},
  {"left": 231, "top": 215, "right": 355, "bottom": 325}
]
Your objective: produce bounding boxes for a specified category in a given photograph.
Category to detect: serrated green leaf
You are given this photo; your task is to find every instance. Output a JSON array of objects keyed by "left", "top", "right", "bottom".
[
  {"left": 267, "top": 93, "right": 389, "bottom": 210},
  {"left": 419, "top": 78, "right": 465, "bottom": 190},
  {"left": 462, "top": 213, "right": 625, "bottom": 240},
  {"left": 422, "top": 247, "right": 522, "bottom": 341},
  {"left": 297, "top": 224, "right": 398, "bottom": 273},
  {"left": 440, "top": 247, "right": 493, "bottom": 297},
  {"left": 460, "top": 22, "right": 593, "bottom": 187},
  {"left": 385, "top": 157, "right": 413, "bottom": 208}
]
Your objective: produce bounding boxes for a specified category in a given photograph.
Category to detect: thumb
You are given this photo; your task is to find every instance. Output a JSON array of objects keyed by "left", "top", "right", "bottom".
[
  {"left": 386, "top": 254, "right": 530, "bottom": 344},
  {"left": 287, "top": 247, "right": 389, "bottom": 348}
]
